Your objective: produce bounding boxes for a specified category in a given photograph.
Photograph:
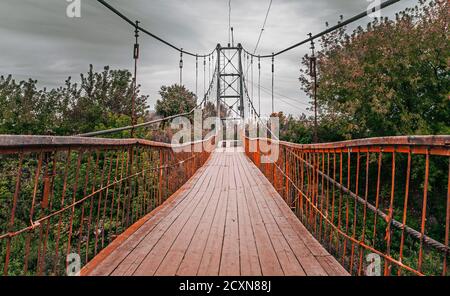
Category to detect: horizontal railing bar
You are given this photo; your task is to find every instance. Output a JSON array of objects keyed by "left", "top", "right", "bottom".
[
  {"left": 0, "top": 135, "right": 215, "bottom": 152},
  {"left": 0, "top": 135, "right": 170, "bottom": 148},
  {"left": 75, "top": 113, "right": 192, "bottom": 137},
  {"left": 244, "top": 136, "right": 450, "bottom": 156},
  {"left": 246, "top": 135, "right": 450, "bottom": 148}
]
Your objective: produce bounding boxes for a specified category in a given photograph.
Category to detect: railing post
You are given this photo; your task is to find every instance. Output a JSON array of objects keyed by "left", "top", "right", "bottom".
[
  {"left": 158, "top": 149, "right": 164, "bottom": 206},
  {"left": 273, "top": 150, "right": 277, "bottom": 192},
  {"left": 257, "top": 140, "right": 261, "bottom": 168},
  {"left": 285, "top": 147, "right": 289, "bottom": 203},
  {"left": 299, "top": 150, "right": 304, "bottom": 221}
]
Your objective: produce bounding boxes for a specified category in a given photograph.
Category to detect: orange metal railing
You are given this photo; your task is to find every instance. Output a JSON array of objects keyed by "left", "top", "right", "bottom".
[
  {"left": 0, "top": 135, "right": 214, "bottom": 275},
  {"left": 244, "top": 135, "right": 450, "bottom": 276}
]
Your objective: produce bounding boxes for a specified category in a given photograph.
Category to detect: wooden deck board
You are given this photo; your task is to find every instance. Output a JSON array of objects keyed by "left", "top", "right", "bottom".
[
  {"left": 238, "top": 153, "right": 329, "bottom": 275},
  {"left": 110, "top": 156, "right": 218, "bottom": 276},
  {"left": 175, "top": 158, "right": 225, "bottom": 275},
  {"left": 84, "top": 149, "right": 349, "bottom": 276},
  {"left": 233, "top": 155, "right": 262, "bottom": 276},
  {"left": 236, "top": 153, "right": 304, "bottom": 276},
  {"left": 153, "top": 155, "right": 224, "bottom": 276}
]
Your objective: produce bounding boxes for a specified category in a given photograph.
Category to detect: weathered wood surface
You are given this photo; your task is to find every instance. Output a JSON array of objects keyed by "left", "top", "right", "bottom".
[{"left": 83, "top": 148, "right": 348, "bottom": 276}]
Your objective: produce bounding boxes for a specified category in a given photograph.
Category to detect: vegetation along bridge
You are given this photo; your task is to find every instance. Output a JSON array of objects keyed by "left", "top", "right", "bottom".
[{"left": 0, "top": 0, "right": 449, "bottom": 276}]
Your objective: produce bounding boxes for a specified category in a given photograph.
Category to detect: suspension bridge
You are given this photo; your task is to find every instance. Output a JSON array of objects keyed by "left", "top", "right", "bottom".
[{"left": 0, "top": 0, "right": 449, "bottom": 276}]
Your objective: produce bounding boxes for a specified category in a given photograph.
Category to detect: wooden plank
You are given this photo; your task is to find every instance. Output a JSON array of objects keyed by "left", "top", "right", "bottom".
[
  {"left": 317, "top": 255, "right": 349, "bottom": 276},
  {"left": 233, "top": 154, "right": 262, "bottom": 276},
  {"left": 241, "top": 153, "right": 348, "bottom": 276},
  {"left": 239, "top": 156, "right": 311, "bottom": 262},
  {"left": 235, "top": 155, "right": 284, "bottom": 276},
  {"left": 228, "top": 153, "right": 238, "bottom": 190},
  {"left": 132, "top": 155, "right": 222, "bottom": 275},
  {"left": 109, "top": 154, "right": 218, "bottom": 275},
  {"left": 155, "top": 154, "right": 225, "bottom": 275},
  {"left": 237, "top": 153, "right": 305, "bottom": 276},
  {"left": 254, "top": 168, "right": 337, "bottom": 275},
  {"left": 197, "top": 153, "right": 230, "bottom": 275},
  {"left": 294, "top": 255, "right": 327, "bottom": 276},
  {"left": 86, "top": 155, "right": 213, "bottom": 275},
  {"left": 175, "top": 156, "right": 225, "bottom": 275},
  {"left": 260, "top": 168, "right": 331, "bottom": 257},
  {"left": 219, "top": 154, "right": 241, "bottom": 276}
]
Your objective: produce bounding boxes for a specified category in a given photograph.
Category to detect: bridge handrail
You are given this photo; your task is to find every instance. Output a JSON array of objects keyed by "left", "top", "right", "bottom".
[
  {"left": 244, "top": 135, "right": 450, "bottom": 276},
  {"left": 0, "top": 134, "right": 215, "bottom": 275},
  {"left": 245, "top": 135, "right": 450, "bottom": 155},
  {"left": 0, "top": 134, "right": 216, "bottom": 151}
]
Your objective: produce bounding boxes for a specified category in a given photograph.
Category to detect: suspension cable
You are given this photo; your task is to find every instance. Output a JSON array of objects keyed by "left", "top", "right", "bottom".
[
  {"left": 253, "top": 0, "right": 273, "bottom": 54},
  {"left": 243, "top": 78, "right": 258, "bottom": 118},
  {"left": 309, "top": 33, "right": 318, "bottom": 143},
  {"left": 203, "top": 57, "right": 206, "bottom": 98},
  {"left": 208, "top": 56, "right": 211, "bottom": 91},
  {"left": 254, "top": 81, "right": 309, "bottom": 113},
  {"left": 244, "top": 72, "right": 310, "bottom": 111},
  {"left": 211, "top": 55, "right": 214, "bottom": 84},
  {"left": 243, "top": 73, "right": 279, "bottom": 140},
  {"left": 246, "top": 78, "right": 311, "bottom": 107},
  {"left": 195, "top": 55, "right": 198, "bottom": 99},
  {"left": 97, "top": 0, "right": 215, "bottom": 58},
  {"left": 78, "top": 63, "right": 219, "bottom": 138},
  {"left": 251, "top": 55, "right": 254, "bottom": 110},
  {"left": 179, "top": 49, "right": 183, "bottom": 85},
  {"left": 244, "top": 0, "right": 402, "bottom": 58},
  {"left": 271, "top": 53, "right": 274, "bottom": 114},
  {"left": 258, "top": 56, "right": 261, "bottom": 115},
  {"left": 228, "top": 0, "right": 232, "bottom": 45},
  {"left": 245, "top": 53, "right": 249, "bottom": 78},
  {"left": 131, "top": 20, "right": 140, "bottom": 137}
]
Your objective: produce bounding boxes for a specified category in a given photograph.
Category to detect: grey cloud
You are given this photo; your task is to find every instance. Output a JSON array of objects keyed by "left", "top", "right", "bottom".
[{"left": 0, "top": 0, "right": 417, "bottom": 116}]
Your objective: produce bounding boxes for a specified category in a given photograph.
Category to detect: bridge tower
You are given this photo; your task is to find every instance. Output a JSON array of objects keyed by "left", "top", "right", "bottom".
[
  {"left": 215, "top": 43, "right": 245, "bottom": 146},
  {"left": 215, "top": 43, "right": 245, "bottom": 121}
]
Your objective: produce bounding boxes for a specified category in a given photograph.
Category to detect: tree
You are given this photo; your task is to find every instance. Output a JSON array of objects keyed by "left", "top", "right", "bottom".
[
  {"left": 296, "top": 1, "right": 449, "bottom": 267},
  {"left": 271, "top": 112, "right": 313, "bottom": 144},
  {"left": 0, "top": 77, "right": 64, "bottom": 135},
  {"left": 68, "top": 64, "right": 149, "bottom": 134},
  {"left": 0, "top": 65, "right": 149, "bottom": 135},
  {"left": 299, "top": 0, "right": 449, "bottom": 140},
  {"left": 155, "top": 84, "right": 197, "bottom": 118},
  {"left": 202, "top": 101, "right": 231, "bottom": 119}
]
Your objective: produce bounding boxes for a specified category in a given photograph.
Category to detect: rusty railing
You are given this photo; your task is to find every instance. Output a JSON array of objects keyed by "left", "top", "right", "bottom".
[
  {"left": 0, "top": 135, "right": 215, "bottom": 275},
  {"left": 244, "top": 135, "right": 450, "bottom": 276}
]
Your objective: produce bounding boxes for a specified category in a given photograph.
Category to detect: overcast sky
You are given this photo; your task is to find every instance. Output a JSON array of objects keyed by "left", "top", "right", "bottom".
[{"left": 0, "top": 0, "right": 417, "bottom": 117}]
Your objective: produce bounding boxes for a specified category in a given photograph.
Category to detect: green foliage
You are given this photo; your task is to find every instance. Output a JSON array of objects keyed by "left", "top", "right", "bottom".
[
  {"left": 279, "top": 0, "right": 450, "bottom": 275},
  {"left": 0, "top": 65, "right": 149, "bottom": 136},
  {"left": 271, "top": 112, "right": 313, "bottom": 143},
  {"left": 203, "top": 101, "right": 230, "bottom": 119},
  {"left": 155, "top": 84, "right": 197, "bottom": 118},
  {"left": 298, "top": 0, "right": 449, "bottom": 141}
]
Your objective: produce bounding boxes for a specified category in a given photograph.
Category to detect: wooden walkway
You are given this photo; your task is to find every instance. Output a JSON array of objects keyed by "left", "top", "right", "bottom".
[{"left": 82, "top": 148, "right": 348, "bottom": 276}]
